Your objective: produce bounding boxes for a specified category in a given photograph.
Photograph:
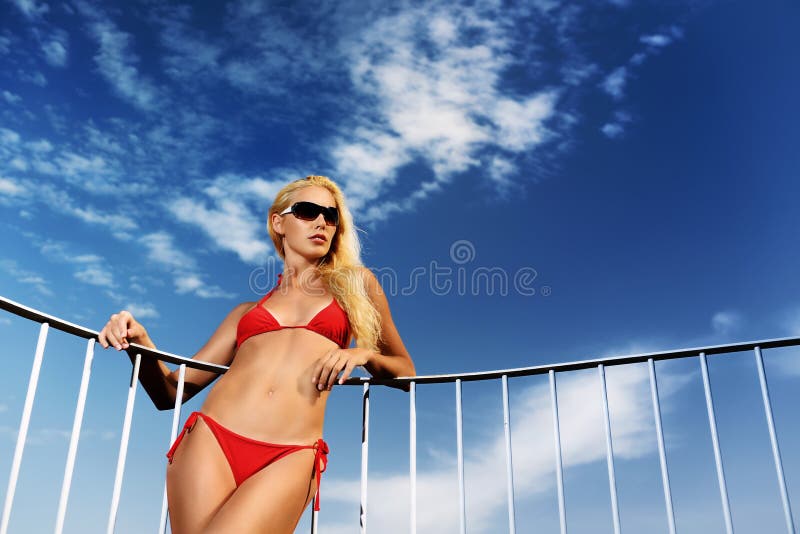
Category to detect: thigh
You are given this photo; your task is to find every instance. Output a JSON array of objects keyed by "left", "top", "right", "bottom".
[
  {"left": 166, "top": 418, "right": 236, "bottom": 534},
  {"left": 204, "top": 448, "right": 317, "bottom": 534}
]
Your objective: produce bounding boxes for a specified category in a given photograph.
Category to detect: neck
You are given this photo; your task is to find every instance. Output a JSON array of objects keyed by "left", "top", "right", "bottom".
[{"left": 281, "top": 255, "right": 324, "bottom": 289}]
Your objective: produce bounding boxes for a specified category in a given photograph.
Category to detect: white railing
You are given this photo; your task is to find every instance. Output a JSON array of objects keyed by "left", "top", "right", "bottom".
[{"left": 0, "top": 295, "right": 797, "bottom": 533}]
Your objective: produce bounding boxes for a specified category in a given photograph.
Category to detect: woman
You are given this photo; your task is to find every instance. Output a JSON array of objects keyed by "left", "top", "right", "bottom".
[{"left": 98, "top": 175, "right": 415, "bottom": 533}]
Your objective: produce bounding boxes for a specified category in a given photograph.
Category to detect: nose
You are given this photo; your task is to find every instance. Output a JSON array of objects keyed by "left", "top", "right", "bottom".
[{"left": 313, "top": 213, "right": 326, "bottom": 228}]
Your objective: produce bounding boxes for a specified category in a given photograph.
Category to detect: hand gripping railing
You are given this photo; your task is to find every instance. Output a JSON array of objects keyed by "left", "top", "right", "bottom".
[{"left": 1, "top": 294, "right": 798, "bottom": 533}]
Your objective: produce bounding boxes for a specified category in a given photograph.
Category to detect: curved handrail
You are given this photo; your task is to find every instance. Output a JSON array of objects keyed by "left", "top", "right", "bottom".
[{"left": 3, "top": 294, "right": 800, "bottom": 384}]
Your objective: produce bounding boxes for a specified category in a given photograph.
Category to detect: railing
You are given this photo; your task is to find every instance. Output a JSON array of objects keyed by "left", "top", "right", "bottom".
[{"left": 0, "top": 294, "right": 797, "bottom": 533}]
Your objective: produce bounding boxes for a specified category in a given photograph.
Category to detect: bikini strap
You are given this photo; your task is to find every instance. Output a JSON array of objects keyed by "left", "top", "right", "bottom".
[{"left": 313, "top": 438, "right": 329, "bottom": 511}]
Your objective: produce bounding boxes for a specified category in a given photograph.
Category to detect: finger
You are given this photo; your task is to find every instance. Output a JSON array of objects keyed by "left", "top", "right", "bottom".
[
  {"left": 106, "top": 329, "right": 122, "bottom": 350},
  {"left": 339, "top": 361, "right": 357, "bottom": 384},
  {"left": 312, "top": 350, "right": 335, "bottom": 385},
  {"left": 327, "top": 358, "right": 348, "bottom": 390},
  {"left": 98, "top": 328, "right": 109, "bottom": 348},
  {"left": 117, "top": 315, "right": 129, "bottom": 340},
  {"left": 318, "top": 353, "right": 340, "bottom": 390}
]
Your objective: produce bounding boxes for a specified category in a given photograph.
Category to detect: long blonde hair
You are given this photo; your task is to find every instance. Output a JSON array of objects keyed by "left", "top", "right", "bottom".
[{"left": 267, "top": 175, "right": 381, "bottom": 351}]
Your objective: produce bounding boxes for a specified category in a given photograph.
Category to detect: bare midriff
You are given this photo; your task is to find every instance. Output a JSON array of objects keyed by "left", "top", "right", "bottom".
[{"left": 200, "top": 327, "right": 336, "bottom": 444}]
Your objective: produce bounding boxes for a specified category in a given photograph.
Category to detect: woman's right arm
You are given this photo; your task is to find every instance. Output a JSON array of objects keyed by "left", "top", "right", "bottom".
[{"left": 98, "top": 302, "right": 253, "bottom": 410}]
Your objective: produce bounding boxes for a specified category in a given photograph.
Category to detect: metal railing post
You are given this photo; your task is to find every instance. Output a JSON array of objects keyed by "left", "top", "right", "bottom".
[
  {"left": 699, "top": 352, "right": 734, "bottom": 534},
  {"left": 501, "top": 375, "right": 517, "bottom": 534},
  {"left": 598, "top": 364, "right": 621, "bottom": 534},
  {"left": 753, "top": 347, "right": 796, "bottom": 534},
  {"left": 649, "top": 358, "right": 676, "bottom": 534},
  {"left": 106, "top": 353, "right": 141, "bottom": 534},
  {"left": 0, "top": 322, "right": 49, "bottom": 534},
  {"left": 159, "top": 364, "right": 186, "bottom": 534},
  {"left": 549, "top": 370, "right": 567, "bottom": 534},
  {"left": 409, "top": 381, "right": 417, "bottom": 534},
  {"left": 360, "top": 382, "right": 370, "bottom": 534},
  {"left": 55, "top": 338, "right": 96, "bottom": 534},
  {"left": 456, "top": 379, "right": 466, "bottom": 534}
]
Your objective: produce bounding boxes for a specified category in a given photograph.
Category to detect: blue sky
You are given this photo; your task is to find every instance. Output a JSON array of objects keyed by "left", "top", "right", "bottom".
[{"left": 0, "top": 0, "right": 799, "bottom": 532}]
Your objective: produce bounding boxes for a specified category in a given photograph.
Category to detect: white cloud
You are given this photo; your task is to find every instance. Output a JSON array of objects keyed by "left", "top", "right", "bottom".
[
  {"left": 9, "top": 157, "right": 27, "bottom": 171},
  {"left": 711, "top": 310, "right": 742, "bottom": 335},
  {"left": 601, "top": 66, "right": 627, "bottom": 99},
  {"left": 10, "top": 0, "right": 49, "bottom": 20},
  {"left": 26, "top": 139, "right": 53, "bottom": 153},
  {"left": 38, "top": 240, "right": 115, "bottom": 288},
  {"left": 76, "top": 1, "right": 160, "bottom": 111},
  {"left": 329, "top": 3, "right": 560, "bottom": 216},
  {"left": 123, "top": 302, "right": 159, "bottom": 319},
  {"left": 322, "top": 365, "right": 689, "bottom": 532},
  {"left": 18, "top": 69, "right": 47, "bottom": 87},
  {"left": 0, "top": 260, "right": 52, "bottom": 296},
  {"left": 168, "top": 174, "right": 284, "bottom": 264},
  {"left": 0, "top": 128, "right": 21, "bottom": 145},
  {"left": 601, "top": 110, "right": 632, "bottom": 139},
  {"left": 141, "top": 231, "right": 233, "bottom": 299},
  {"left": 601, "top": 123, "right": 624, "bottom": 138},
  {"left": 641, "top": 26, "right": 684, "bottom": 48},
  {"left": 41, "top": 31, "right": 68, "bottom": 67},
  {"left": 2, "top": 90, "right": 22, "bottom": 105},
  {"left": 0, "top": 177, "right": 25, "bottom": 196}
]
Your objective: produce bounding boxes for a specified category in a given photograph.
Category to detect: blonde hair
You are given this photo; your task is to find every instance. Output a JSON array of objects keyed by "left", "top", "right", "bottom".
[{"left": 267, "top": 175, "right": 381, "bottom": 351}]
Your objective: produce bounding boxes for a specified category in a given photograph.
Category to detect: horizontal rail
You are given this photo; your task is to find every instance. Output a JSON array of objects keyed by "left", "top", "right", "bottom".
[{"left": 4, "top": 295, "right": 800, "bottom": 384}]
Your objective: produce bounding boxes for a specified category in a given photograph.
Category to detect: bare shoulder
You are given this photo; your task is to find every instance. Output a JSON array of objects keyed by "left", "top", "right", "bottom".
[{"left": 358, "top": 266, "right": 383, "bottom": 294}]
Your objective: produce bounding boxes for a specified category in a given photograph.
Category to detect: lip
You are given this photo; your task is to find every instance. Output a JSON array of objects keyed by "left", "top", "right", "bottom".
[{"left": 309, "top": 234, "right": 327, "bottom": 243}]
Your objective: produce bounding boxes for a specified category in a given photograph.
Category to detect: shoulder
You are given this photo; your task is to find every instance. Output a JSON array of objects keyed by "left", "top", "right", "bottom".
[
  {"left": 357, "top": 266, "right": 382, "bottom": 294},
  {"left": 229, "top": 300, "right": 257, "bottom": 319}
]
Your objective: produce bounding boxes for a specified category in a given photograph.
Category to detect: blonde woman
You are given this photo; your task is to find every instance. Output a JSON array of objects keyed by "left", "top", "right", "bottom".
[{"left": 98, "top": 176, "right": 415, "bottom": 533}]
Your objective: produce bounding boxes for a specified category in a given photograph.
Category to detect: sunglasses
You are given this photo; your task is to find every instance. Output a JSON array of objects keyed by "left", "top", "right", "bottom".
[{"left": 280, "top": 201, "right": 340, "bottom": 226}]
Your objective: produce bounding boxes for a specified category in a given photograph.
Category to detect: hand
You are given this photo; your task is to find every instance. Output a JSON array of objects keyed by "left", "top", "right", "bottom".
[
  {"left": 312, "top": 347, "right": 374, "bottom": 391},
  {"left": 98, "top": 310, "right": 149, "bottom": 351}
]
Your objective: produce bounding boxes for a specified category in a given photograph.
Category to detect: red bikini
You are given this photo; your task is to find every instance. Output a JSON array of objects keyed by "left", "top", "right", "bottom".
[
  {"left": 166, "top": 275, "right": 350, "bottom": 511},
  {"left": 236, "top": 273, "right": 351, "bottom": 350},
  {"left": 167, "top": 412, "right": 329, "bottom": 510}
]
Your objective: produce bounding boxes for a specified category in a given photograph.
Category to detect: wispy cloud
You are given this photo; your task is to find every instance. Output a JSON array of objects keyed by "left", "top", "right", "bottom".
[
  {"left": 601, "top": 66, "right": 628, "bottom": 100},
  {"left": 10, "top": 0, "right": 49, "bottom": 20},
  {"left": 329, "top": 3, "right": 562, "bottom": 218},
  {"left": 640, "top": 26, "right": 684, "bottom": 48},
  {"left": 2, "top": 90, "right": 22, "bottom": 105},
  {"left": 122, "top": 302, "right": 159, "bottom": 319},
  {"left": 141, "top": 231, "right": 233, "bottom": 299},
  {"left": 75, "top": 1, "right": 161, "bottom": 111},
  {"left": 711, "top": 310, "right": 742, "bottom": 336},
  {"left": 167, "top": 174, "right": 284, "bottom": 264},
  {"left": 601, "top": 110, "right": 632, "bottom": 138},
  {"left": 0, "top": 259, "right": 52, "bottom": 296},
  {"left": 40, "top": 29, "right": 68, "bottom": 67},
  {"left": 37, "top": 239, "right": 115, "bottom": 288}
]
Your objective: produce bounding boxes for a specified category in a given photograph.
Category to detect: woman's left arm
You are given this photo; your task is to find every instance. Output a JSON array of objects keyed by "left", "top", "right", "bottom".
[{"left": 313, "top": 267, "right": 416, "bottom": 390}]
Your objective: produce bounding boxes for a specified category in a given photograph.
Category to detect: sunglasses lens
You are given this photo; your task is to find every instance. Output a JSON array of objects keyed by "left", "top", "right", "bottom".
[
  {"left": 292, "top": 202, "right": 339, "bottom": 226},
  {"left": 293, "top": 202, "right": 320, "bottom": 221}
]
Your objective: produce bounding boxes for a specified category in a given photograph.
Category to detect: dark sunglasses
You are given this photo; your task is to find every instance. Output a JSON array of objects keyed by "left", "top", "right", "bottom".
[{"left": 279, "top": 201, "right": 340, "bottom": 226}]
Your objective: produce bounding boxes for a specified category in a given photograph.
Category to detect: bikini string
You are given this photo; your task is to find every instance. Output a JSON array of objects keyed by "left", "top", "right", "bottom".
[{"left": 313, "top": 438, "right": 329, "bottom": 511}]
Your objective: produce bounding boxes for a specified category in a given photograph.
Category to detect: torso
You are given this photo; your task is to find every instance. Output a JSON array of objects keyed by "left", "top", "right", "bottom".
[{"left": 200, "top": 278, "right": 350, "bottom": 443}]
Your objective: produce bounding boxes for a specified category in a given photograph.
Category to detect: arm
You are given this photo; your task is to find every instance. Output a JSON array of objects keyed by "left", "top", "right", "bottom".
[
  {"left": 313, "top": 267, "right": 416, "bottom": 390},
  {"left": 98, "top": 303, "right": 252, "bottom": 410},
  {"left": 361, "top": 266, "right": 416, "bottom": 379}
]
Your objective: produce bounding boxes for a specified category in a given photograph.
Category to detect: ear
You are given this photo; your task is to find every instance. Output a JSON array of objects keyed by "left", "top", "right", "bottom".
[{"left": 271, "top": 211, "right": 284, "bottom": 235}]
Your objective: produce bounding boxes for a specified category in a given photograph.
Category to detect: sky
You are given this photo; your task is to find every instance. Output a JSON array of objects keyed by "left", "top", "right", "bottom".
[{"left": 0, "top": 0, "right": 799, "bottom": 532}]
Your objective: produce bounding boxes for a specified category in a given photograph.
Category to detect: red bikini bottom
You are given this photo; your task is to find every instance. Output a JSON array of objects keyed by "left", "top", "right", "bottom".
[{"left": 166, "top": 411, "right": 329, "bottom": 510}]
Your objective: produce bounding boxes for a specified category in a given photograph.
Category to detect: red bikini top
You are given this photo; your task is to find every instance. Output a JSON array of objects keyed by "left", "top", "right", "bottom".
[{"left": 236, "top": 274, "right": 351, "bottom": 349}]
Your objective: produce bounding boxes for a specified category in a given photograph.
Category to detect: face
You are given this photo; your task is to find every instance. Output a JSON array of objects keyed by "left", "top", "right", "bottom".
[{"left": 272, "top": 185, "right": 339, "bottom": 261}]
